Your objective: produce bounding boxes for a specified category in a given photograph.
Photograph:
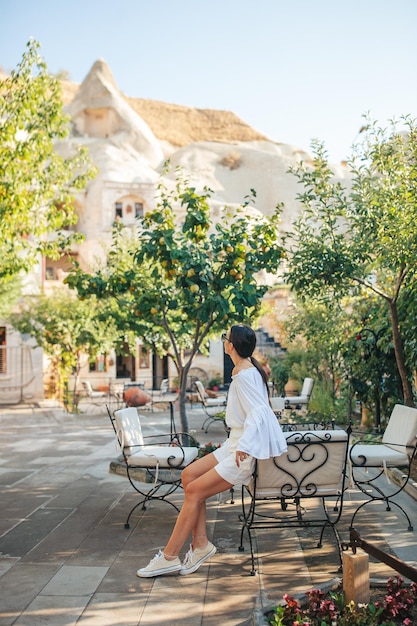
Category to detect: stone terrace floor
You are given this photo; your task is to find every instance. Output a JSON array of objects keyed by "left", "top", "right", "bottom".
[{"left": 0, "top": 401, "right": 416, "bottom": 626}]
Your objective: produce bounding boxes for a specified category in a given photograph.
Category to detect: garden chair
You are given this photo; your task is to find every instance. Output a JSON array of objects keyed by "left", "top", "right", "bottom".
[
  {"left": 239, "top": 425, "right": 351, "bottom": 575},
  {"left": 194, "top": 380, "right": 228, "bottom": 433},
  {"left": 107, "top": 406, "right": 198, "bottom": 528},
  {"left": 150, "top": 378, "right": 169, "bottom": 402},
  {"left": 349, "top": 403, "right": 417, "bottom": 531},
  {"left": 270, "top": 396, "right": 286, "bottom": 418},
  {"left": 282, "top": 377, "right": 314, "bottom": 410},
  {"left": 82, "top": 380, "right": 107, "bottom": 398}
]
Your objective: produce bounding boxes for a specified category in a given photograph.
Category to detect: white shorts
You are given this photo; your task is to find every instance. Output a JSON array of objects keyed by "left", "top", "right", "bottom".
[{"left": 213, "top": 439, "right": 255, "bottom": 486}]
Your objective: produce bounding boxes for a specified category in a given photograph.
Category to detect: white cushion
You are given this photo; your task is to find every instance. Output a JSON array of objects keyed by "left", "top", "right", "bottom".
[
  {"left": 350, "top": 443, "right": 409, "bottom": 467},
  {"left": 382, "top": 404, "right": 417, "bottom": 454},
  {"left": 114, "top": 407, "right": 144, "bottom": 453},
  {"left": 285, "top": 395, "right": 309, "bottom": 405},
  {"left": 205, "top": 397, "right": 226, "bottom": 407},
  {"left": 270, "top": 397, "right": 286, "bottom": 411},
  {"left": 128, "top": 445, "right": 198, "bottom": 468}
]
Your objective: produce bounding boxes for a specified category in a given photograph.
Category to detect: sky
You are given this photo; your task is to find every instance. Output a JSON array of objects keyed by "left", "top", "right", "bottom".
[{"left": 1, "top": 0, "right": 416, "bottom": 164}]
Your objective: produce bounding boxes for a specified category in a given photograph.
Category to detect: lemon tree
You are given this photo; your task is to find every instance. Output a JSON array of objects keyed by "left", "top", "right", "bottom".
[{"left": 66, "top": 173, "right": 283, "bottom": 433}]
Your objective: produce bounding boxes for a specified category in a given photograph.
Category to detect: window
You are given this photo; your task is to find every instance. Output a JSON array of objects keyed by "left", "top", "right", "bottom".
[
  {"left": 135, "top": 202, "right": 144, "bottom": 218},
  {"left": 115, "top": 202, "right": 123, "bottom": 219},
  {"left": 139, "top": 345, "right": 149, "bottom": 369},
  {"left": 89, "top": 354, "right": 107, "bottom": 372},
  {"left": 45, "top": 267, "right": 55, "bottom": 280}
]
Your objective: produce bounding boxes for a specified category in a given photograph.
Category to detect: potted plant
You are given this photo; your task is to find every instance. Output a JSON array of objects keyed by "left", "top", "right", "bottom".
[{"left": 208, "top": 373, "right": 222, "bottom": 392}]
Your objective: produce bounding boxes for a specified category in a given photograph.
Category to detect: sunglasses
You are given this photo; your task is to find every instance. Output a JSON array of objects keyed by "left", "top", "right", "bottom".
[{"left": 221, "top": 332, "right": 231, "bottom": 343}]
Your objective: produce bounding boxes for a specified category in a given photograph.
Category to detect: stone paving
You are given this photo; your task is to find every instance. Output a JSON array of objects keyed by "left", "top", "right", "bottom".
[{"left": 0, "top": 402, "right": 416, "bottom": 625}]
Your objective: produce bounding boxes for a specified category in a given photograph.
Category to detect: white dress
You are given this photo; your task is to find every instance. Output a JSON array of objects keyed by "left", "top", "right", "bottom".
[{"left": 213, "top": 367, "right": 287, "bottom": 486}]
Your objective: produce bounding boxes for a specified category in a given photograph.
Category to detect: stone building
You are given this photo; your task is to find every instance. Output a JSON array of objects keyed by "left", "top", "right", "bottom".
[{"left": 0, "top": 60, "right": 350, "bottom": 403}]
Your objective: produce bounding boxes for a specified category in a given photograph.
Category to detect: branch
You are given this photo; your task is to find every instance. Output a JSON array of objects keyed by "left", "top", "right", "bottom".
[
  {"left": 353, "top": 276, "right": 391, "bottom": 302},
  {"left": 394, "top": 264, "right": 408, "bottom": 301},
  {"left": 161, "top": 310, "right": 182, "bottom": 367}
]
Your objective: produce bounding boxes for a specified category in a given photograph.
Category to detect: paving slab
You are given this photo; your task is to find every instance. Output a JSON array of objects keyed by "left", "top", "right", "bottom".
[{"left": 0, "top": 403, "right": 416, "bottom": 626}]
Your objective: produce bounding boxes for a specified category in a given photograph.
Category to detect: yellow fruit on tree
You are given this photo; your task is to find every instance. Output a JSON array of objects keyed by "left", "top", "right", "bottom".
[{"left": 190, "top": 284, "right": 199, "bottom": 293}]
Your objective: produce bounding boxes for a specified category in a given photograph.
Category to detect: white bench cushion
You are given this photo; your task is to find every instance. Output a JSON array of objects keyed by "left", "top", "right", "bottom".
[
  {"left": 349, "top": 443, "right": 409, "bottom": 467},
  {"left": 204, "top": 397, "right": 226, "bottom": 407},
  {"left": 128, "top": 445, "right": 198, "bottom": 468}
]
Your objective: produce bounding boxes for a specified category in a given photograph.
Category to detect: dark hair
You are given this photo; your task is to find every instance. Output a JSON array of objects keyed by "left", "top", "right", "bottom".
[{"left": 229, "top": 324, "right": 269, "bottom": 391}]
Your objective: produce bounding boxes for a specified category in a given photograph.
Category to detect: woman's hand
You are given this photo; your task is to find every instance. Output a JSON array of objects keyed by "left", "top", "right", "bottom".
[{"left": 236, "top": 450, "right": 249, "bottom": 467}]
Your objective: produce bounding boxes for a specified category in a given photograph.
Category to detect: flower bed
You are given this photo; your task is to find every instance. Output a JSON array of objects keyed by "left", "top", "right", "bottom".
[{"left": 266, "top": 576, "right": 417, "bottom": 625}]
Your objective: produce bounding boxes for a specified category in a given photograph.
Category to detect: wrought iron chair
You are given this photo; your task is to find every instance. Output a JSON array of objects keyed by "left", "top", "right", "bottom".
[
  {"left": 107, "top": 406, "right": 198, "bottom": 528},
  {"left": 270, "top": 396, "right": 286, "bottom": 418},
  {"left": 239, "top": 426, "right": 351, "bottom": 575},
  {"left": 349, "top": 403, "right": 417, "bottom": 531},
  {"left": 283, "top": 377, "right": 314, "bottom": 410},
  {"left": 82, "top": 380, "right": 107, "bottom": 398},
  {"left": 195, "top": 380, "right": 228, "bottom": 433}
]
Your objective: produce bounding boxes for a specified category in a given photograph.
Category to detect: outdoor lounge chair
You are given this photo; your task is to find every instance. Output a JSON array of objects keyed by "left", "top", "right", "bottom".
[
  {"left": 239, "top": 425, "right": 351, "bottom": 575},
  {"left": 107, "top": 406, "right": 198, "bottom": 528},
  {"left": 349, "top": 403, "right": 417, "bottom": 531},
  {"left": 283, "top": 377, "right": 314, "bottom": 410},
  {"left": 195, "top": 380, "right": 228, "bottom": 433},
  {"left": 270, "top": 396, "right": 286, "bottom": 417},
  {"left": 82, "top": 380, "right": 107, "bottom": 398}
]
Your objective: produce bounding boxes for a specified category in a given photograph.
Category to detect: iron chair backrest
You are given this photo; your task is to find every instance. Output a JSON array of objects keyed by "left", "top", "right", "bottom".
[{"left": 251, "top": 428, "right": 350, "bottom": 499}]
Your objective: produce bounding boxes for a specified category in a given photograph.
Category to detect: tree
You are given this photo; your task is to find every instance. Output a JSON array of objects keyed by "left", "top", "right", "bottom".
[
  {"left": 65, "top": 173, "right": 284, "bottom": 432},
  {"left": 285, "top": 116, "right": 417, "bottom": 407},
  {"left": 9, "top": 291, "right": 118, "bottom": 411},
  {"left": 0, "top": 39, "right": 96, "bottom": 291}
]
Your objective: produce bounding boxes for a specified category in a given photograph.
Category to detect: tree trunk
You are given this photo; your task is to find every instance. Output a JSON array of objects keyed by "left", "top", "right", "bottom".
[
  {"left": 177, "top": 362, "right": 191, "bottom": 438},
  {"left": 388, "top": 300, "right": 414, "bottom": 407}
]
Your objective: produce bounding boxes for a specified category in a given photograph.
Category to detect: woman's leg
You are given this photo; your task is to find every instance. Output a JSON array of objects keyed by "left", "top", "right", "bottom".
[
  {"left": 180, "top": 453, "right": 217, "bottom": 550},
  {"left": 163, "top": 458, "right": 232, "bottom": 558}
]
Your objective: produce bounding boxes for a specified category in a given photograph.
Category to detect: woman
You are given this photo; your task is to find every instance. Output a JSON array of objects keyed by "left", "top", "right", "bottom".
[{"left": 137, "top": 324, "right": 287, "bottom": 578}]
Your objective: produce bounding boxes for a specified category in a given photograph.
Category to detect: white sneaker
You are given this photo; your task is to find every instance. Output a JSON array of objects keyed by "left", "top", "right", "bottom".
[
  {"left": 180, "top": 541, "right": 217, "bottom": 575},
  {"left": 136, "top": 550, "right": 181, "bottom": 578}
]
